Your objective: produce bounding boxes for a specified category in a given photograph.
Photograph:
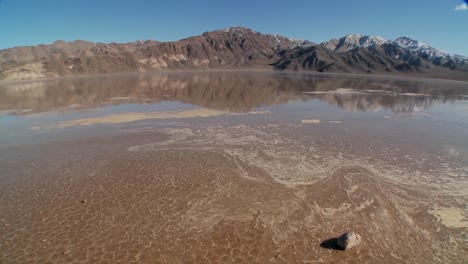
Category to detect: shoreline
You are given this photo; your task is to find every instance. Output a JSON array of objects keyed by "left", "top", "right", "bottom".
[{"left": 1, "top": 68, "right": 468, "bottom": 86}]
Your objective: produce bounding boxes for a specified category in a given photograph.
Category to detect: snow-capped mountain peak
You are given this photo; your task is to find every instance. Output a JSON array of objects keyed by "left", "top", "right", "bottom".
[
  {"left": 321, "top": 34, "right": 387, "bottom": 52},
  {"left": 344, "top": 34, "right": 387, "bottom": 46},
  {"left": 393, "top": 37, "right": 446, "bottom": 58},
  {"left": 267, "top": 34, "right": 313, "bottom": 47},
  {"left": 322, "top": 34, "right": 467, "bottom": 64},
  {"left": 392, "top": 37, "right": 468, "bottom": 64}
]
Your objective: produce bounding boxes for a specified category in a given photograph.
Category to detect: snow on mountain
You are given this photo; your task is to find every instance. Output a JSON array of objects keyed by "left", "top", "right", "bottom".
[
  {"left": 393, "top": 37, "right": 446, "bottom": 58},
  {"left": 393, "top": 37, "right": 468, "bottom": 63},
  {"left": 321, "top": 34, "right": 387, "bottom": 52},
  {"left": 267, "top": 34, "right": 313, "bottom": 48},
  {"left": 321, "top": 34, "right": 468, "bottom": 67}
]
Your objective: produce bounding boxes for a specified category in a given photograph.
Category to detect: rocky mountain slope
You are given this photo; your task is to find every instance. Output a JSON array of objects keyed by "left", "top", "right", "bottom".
[
  {"left": 0, "top": 27, "right": 467, "bottom": 82},
  {"left": 319, "top": 34, "right": 468, "bottom": 72},
  {"left": 321, "top": 34, "right": 387, "bottom": 52},
  {"left": 393, "top": 37, "right": 468, "bottom": 69}
]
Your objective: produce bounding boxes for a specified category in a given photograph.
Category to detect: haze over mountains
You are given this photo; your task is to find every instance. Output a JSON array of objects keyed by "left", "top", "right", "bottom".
[{"left": 1, "top": 27, "right": 467, "bottom": 82}]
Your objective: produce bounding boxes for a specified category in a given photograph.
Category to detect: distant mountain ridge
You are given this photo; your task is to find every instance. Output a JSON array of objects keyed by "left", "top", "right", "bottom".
[
  {"left": 1, "top": 27, "right": 467, "bottom": 82},
  {"left": 321, "top": 34, "right": 387, "bottom": 52},
  {"left": 320, "top": 34, "right": 468, "bottom": 71}
]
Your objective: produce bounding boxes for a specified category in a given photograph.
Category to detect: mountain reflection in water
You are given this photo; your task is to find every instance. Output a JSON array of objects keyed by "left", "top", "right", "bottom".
[{"left": 1, "top": 72, "right": 467, "bottom": 114}]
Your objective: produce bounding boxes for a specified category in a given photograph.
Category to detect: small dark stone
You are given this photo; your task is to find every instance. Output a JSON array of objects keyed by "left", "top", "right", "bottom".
[{"left": 80, "top": 200, "right": 87, "bottom": 203}]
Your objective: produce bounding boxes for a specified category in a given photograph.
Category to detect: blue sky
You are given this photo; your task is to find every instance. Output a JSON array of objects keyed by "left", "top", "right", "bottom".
[{"left": 1, "top": 0, "right": 467, "bottom": 55}]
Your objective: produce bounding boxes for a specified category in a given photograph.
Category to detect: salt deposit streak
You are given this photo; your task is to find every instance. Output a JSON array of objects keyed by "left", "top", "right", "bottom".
[{"left": 29, "top": 109, "right": 271, "bottom": 129}]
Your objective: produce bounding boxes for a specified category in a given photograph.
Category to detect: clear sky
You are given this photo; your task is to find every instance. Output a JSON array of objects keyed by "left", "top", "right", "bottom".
[{"left": 1, "top": 0, "right": 467, "bottom": 55}]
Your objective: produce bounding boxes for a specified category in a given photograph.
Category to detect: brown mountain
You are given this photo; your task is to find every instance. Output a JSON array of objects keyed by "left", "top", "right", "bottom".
[{"left": 0, "top": 27, "right": 466, "bottom": 82}]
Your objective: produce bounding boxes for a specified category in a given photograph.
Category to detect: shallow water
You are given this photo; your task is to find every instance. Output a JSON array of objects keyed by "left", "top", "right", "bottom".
[{"left": 0, "top": 72, "right": 467, "bottom": 263}]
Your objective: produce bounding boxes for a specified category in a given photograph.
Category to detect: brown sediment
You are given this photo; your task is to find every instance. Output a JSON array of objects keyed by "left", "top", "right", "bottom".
[{"left": 1, "top": 124, "right": 467, "bottom": 264}]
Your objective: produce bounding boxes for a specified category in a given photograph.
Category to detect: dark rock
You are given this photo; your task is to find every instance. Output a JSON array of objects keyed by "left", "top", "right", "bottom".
[{"left": 336, "top": 232, "right": 362, "bottom": 250}]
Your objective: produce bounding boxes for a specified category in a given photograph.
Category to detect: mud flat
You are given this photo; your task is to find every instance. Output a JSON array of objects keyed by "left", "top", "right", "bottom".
[{"left": 0, "top": 122, "right": 467, "bottom": 263}]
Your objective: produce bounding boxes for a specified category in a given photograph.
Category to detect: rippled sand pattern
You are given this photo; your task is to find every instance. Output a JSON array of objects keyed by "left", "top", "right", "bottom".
[{"left": 1, "top": 124, "right": 467, "bottom": 263}]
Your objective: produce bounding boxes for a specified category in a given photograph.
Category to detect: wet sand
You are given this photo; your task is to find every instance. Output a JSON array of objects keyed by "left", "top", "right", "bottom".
[
  {"left": 1, "top": 123, "right": 467, "bottom": 263},
  {"left": 0, "top": 72, "right": 467, "bottom": 263}
]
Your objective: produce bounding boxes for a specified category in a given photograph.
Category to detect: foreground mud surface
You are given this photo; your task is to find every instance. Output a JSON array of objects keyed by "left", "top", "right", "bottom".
[{"left": 1, "top": 123, "right": 467, "bottom": 264}]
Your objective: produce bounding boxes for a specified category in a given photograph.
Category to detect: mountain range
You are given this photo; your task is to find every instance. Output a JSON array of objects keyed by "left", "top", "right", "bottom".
[{"left": 1, "top": 27, "right": 467, "bottom": 82}]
